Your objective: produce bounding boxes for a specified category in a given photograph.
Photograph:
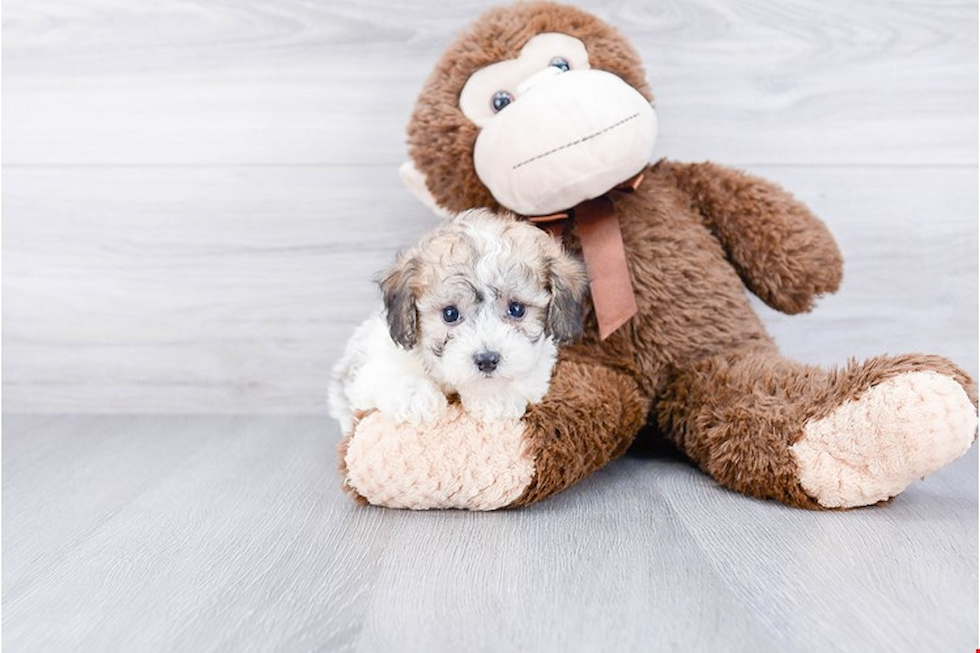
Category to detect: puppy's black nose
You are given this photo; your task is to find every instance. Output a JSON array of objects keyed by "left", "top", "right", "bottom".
[{"left": 474, "top": 351, "right": 500, "bottom": 373}]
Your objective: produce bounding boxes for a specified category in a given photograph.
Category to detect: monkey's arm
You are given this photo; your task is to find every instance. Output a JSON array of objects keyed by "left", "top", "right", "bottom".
[{"left": 661, "top": 160, "right": 843, "bottom": 314}]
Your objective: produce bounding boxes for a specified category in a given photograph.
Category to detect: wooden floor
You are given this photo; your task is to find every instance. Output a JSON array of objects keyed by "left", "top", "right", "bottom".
[
  {"left": 3, "top": 0, "right": 977, "bottom": 651},
  {"left": 2, "top": 414, "right": 976, "bottom": 652}
]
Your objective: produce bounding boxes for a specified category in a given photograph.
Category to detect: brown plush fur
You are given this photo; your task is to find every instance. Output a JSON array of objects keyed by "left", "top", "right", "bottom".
[{"left": 387, "top": 2, "right": 978, "bottom": 509}]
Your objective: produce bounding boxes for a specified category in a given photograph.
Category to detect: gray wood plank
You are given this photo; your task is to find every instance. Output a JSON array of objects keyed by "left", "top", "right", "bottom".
[
  {"left": 2, "top": 415, "right": 393, "bottom": 652},
  {"left": 1, "top": 415, "right": 975, "bottom": 652},
  {"left": 1, "top": 415, "right": 218, "bottom": 598},
  {"left": 642, "top": 449, "right": 978, "bottom": 651},
  {"left": 3, "top": 165, "right": 975, "bottom": 413},
  {"left": 2, "top": 0, "right": 975, "bottom": 166},
  {"left": 349, "top": 480, "right": 782, "bottom": 653}
]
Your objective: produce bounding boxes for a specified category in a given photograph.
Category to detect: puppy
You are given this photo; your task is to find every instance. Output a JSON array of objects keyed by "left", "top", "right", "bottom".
[{"left": 329, "top": 209, "right": 588, "bottom": 432}]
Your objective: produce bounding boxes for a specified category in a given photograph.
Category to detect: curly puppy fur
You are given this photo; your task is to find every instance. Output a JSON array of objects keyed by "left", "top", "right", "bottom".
[{"left": 330, "top": 209, "right": 588, "bottom": 430}]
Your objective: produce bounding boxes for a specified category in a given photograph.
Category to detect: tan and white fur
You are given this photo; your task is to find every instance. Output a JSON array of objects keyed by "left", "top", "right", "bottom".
[{"left": 329, "top": 209, "right": 587, "bottom": 432}]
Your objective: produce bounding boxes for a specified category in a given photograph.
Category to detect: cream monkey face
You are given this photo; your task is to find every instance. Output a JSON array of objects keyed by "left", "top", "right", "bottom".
[{"left": 458, "top": 32, "right": 657, "bottom": 216}]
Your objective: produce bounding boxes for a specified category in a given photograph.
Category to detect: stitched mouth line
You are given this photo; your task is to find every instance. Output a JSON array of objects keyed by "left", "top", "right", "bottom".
[{"left": 512, "top": 112, "right": 640, "bottom": 170}]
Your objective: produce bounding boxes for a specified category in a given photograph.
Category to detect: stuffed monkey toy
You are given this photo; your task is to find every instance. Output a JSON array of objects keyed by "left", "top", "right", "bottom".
[{"left": 338, "top": 1, "right": 977, "bottom": 510}]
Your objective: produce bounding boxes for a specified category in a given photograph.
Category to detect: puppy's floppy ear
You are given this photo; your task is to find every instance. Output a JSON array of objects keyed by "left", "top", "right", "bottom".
[
  {"left": 378, "top": 254, "right": 421, "bottom": 349},
  {"left": 545, "top": 252, "right": 589, "bottom": 345}
]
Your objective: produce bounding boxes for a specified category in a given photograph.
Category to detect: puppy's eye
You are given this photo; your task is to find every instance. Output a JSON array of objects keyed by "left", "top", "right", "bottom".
[
  {"left": 442, "top": 305, "right": 460, "bottom": 323},
  {"left": 507, "top": 301, "right": 526, "bottom": 319},
  {"left": 549, "top": 57, "right": 571, "bottom": 72},
  {"left": 491, "top": 91, "right": 514, "bottom": 113}
]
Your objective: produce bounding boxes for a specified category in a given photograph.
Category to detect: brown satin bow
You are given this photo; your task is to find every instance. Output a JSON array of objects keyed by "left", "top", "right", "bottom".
[{"left": 525, "top": 173, "right": 643, "bottom": 340}]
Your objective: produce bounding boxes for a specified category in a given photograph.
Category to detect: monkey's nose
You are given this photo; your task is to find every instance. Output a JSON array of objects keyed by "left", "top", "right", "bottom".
[{"left": 474, "top": 351, "right": 501, "bottom": 373}]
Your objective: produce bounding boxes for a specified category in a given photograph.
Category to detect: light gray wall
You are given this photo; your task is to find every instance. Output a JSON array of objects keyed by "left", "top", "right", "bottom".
[{"left": 3, "top": 0, "right": 977, "bottom": 414}]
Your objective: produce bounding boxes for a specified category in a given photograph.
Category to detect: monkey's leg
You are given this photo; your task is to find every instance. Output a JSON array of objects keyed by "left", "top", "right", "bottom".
[
  {"left": 339, "top": 360, "right": 648, "bottom": 510},
  {"left": 656, "top": 347, "right": 978, "bottom": 509}
]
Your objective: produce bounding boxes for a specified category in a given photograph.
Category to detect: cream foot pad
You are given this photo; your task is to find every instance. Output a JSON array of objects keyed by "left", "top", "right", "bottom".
[
  {"left": 791, "top": 371, "right": 977, "bottom": 508},
  {"left": 344, "top": 407, "right": 535, "bottom": 510}
]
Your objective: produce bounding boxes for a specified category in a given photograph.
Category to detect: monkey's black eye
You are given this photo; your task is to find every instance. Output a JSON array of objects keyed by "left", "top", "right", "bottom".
[
  {"left": 442, "top": 306, "right": 460, "bottom": 323},
  {"left": 549, "top": 57, "right": 571, "bottom": 72},
  {"left": 491, "top": 91, "right": 514, "bottom": 113},
  {"left": 507, "top": 302, "right": 526, "bottom": 319}
]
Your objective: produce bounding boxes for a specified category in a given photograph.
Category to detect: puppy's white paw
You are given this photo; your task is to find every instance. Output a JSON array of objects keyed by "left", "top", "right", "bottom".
[
  {"left": 462, "top": 391, "right": 529, "bottom": 422},
  {"left": 386, "top": 379, "right": 448, "bottom": 425}
]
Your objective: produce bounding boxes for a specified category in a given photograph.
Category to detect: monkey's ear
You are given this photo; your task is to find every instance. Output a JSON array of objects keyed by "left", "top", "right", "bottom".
[
  {"left": 378, "top": 257, "right": 421, "bottom": 349},
  {"left": 545, "top": 253, "right": 590, "bottom": 345},
  {"left": 398, "top": 161, "right": 453, "bottom": 218}
]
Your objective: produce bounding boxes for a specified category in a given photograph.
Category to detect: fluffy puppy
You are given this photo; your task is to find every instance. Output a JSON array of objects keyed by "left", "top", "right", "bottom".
[{"left": 329, "top": 209, "right": 588, "bottom": 431}]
